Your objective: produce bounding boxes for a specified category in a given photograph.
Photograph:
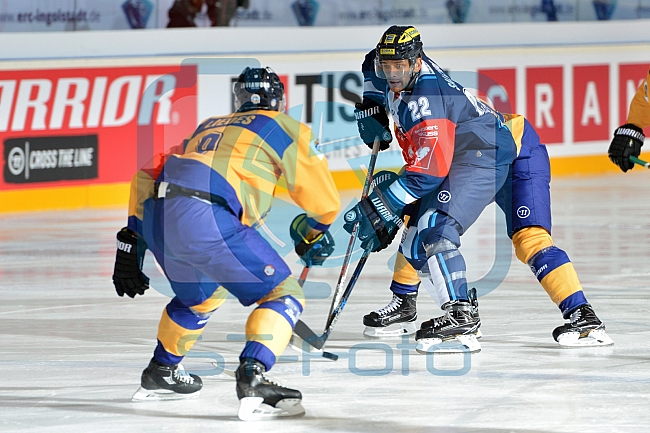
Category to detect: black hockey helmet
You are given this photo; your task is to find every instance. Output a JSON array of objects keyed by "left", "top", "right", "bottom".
[
  {"left": 376, "top": 25, "right": 423, "bottom": 63},
  {"left": 233, "top": 67, "right": 285, "bottom": 112},
  {"left": 374, "top": 26, "right": 423, "bottom": 84}
]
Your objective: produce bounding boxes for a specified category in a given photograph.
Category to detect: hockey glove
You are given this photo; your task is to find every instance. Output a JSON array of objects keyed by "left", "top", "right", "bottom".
[
  {"left": 112, "top": 227, "right": 150, "bottom": 298},
  {"left": 290, "top": 213, "right": 335, "bottom": 267},
  {"left": 608, "top": 123, "right": 645, "bottom": 172},
  {"left": 343, "top": 171, "right": 404, "bottom": 253},
  {"left": 354, "top": 99, "right": 392, "bottom": 151}
]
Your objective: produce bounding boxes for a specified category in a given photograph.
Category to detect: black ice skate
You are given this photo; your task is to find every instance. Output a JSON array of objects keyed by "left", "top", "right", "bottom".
[
  {"left": 132, "top": 358, "right": 203, "bottom": 401},
  {"left": 363, "top": 292, "right": 417, "bottom": 338},
  {"left": 552, "top": 304, "right": 614, "bottom": 348},
  {"left": 235, "top": 359, "right": 304, "bottom": 421},
  {"left": 415, "top": 301, "right": 481, "bottom": 354},
  {"left": 467, "top": 287, "right": 483, "bottom": 338}
]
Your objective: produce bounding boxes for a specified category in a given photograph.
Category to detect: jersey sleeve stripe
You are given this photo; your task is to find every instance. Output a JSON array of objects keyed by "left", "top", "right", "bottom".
[{"left": 388, "top": 179, "right": 419, "bottom": 205}]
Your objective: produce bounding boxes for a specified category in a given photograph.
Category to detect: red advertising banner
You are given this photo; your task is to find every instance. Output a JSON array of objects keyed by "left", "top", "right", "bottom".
[
  {"left": 0, "top": 64, "right": 197, "bottom": 190},
  {"left": 477, "top": 68, "right": 516, "bottom": 115},
  {"left": 619, "top": 63, "right": 650, "bottom": 137},
  {"left": 573, "top": 64, "right": 609, "bottom": 142},
  {"left": 526, "top": 66, "right": 563, "bottom": 144}
]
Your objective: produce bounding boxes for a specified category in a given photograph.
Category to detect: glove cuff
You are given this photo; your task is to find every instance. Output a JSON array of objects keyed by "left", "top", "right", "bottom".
[{"left": 615, "top": 124, "right": 645, "bottom": 143}]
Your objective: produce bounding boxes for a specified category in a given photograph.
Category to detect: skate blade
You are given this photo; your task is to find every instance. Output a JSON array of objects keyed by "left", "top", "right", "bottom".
[
  {"left": 238, "top": 397, "right": 305, "bottom": 421},
  {"left": 415, "top": 334, "right": 481, "bottom": 355},
  {"left": 557, "top": 329, "right": 614, "bottom": 348},
  {"left": 131, "top": 386, "right": 200, "bottom": 402},
  {"left": 363, "top": 322, "right": 417, "bottom": 339}
]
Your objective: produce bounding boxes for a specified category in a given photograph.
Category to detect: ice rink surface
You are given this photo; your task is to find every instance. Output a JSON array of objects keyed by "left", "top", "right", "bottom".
[{"left": 1, "top": 171, "right": 649, "bottom": 433}]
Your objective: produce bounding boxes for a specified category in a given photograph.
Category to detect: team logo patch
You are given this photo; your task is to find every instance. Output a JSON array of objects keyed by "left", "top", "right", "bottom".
[
  {"left": 263, "top": 265, "right": 275, "bottom": 276},
  {"left": 517, "top": 206, "right": 531, "bottom": 218},
  {"left": 438, "top": 190, "right": 451, "bottom": 203},
  {"left": 344, "top": 209, "right": 357, "bottom": 223}
]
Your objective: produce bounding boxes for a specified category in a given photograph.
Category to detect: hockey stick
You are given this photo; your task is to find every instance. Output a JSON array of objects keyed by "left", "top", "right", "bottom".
[
  {"left": 630, "top": 155, "right": 650, "bottom": 168},
  {"left": 293, "top": 138, "right": 381, "bottom": 350}
]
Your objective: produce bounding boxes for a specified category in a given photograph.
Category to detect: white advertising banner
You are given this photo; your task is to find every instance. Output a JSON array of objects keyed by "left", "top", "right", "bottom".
[
  {"left": 0, "top": 0, "right": 649, "bottom": 31},
  {"left": 0, "top": 0, "right": 159, "bottom": 31}
]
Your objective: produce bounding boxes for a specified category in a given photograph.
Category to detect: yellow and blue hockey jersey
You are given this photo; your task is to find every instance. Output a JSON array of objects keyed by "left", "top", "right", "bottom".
[
  {"left": 127, "top": 109, "right": 340, "bottom": 235},
  {"left": 626, "top": 68, "right": 650, "bottom": 130}
]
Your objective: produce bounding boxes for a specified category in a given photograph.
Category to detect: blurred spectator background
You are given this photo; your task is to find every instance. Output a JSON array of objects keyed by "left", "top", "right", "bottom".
[{"left": 0, "top": 0, "right": 647, "bottom": 31}]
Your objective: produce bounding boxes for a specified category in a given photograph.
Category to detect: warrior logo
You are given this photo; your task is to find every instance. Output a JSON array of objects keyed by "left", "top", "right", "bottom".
[
  {"left": 517, "top": 206, "right": 531, "bottom": 218},
  {"left": 438, "top": 190, "right": 451, "bottom": 203}
]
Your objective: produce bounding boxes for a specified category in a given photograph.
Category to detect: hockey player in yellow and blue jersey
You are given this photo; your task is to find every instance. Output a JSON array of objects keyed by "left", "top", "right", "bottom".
[
  {"left": 343, "top": 25, "right": 518, "bottom": 354},
  {"left": 111, "top": 67, "right": 340, "bottom": 420},
  {"left": 608, "top": 67, "right": 649, "bottom": 172},
  {"left": 364, "top": 112, "right": 614, "bottom": 349}
]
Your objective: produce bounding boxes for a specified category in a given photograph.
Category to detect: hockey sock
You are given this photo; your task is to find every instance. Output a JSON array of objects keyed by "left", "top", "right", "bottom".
[
  {"left": 513, "top": 227, "right": 586, "bottom": 316},
  {"left": 241, "top": 278, "right": 305, "bottom": 371},
  {"left": 423, "top": 238, "right": 468, "bottom": 306},
  {"left": 392, "top": 252, "right": 421, "bottom": 288},
  {"left": 154, "top": 290, "right": 226, "bottom": 365}
]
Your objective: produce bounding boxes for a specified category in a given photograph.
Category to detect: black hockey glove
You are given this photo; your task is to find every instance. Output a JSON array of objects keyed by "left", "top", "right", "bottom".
[
  {"left": 354, "top": 99, "right": 392, "bottom": 151},
  {"left": 112, "top": 227, "right": 150, "bottom": 298},
  {"left": 290, "top": 213, "right": 335, "bottom": 267},
  {"left": 343, "top": 170, "right": 403, "bottom": 253},
  {"left": 608, "top": 123, "right": 645, "bottom": 172}
]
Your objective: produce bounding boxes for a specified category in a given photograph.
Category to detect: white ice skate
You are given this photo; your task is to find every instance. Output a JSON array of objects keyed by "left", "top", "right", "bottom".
[
  {"left": 238, "top": 396, "right": 305, "bottom": 421},
  {"left": 415, "top": 334, "right": 481, "bottom": 355}
]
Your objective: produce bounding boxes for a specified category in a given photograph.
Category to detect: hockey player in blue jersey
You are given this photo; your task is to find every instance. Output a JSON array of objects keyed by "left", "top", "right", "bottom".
[
  {"left": 367, "top": 113, "right": 614, "bottom": 349},
  {"left": 351, "top": 25, "right": 613, "bottom": 351},
  {"left": 111, "top": 67, "right": 340, "bottom": 420},
  {"left": 343, "top": 25, "right": 517, "bottom": 353}
]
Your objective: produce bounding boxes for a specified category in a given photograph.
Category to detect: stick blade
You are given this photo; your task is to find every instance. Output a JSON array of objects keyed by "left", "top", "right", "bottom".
[{"left": 294, "top": 320, "right": 326, "bottom": 350}]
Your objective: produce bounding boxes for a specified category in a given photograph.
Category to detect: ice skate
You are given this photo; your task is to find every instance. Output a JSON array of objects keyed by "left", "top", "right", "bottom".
[
  {"left": 415, "top": 301, "right": 481, "bottom": 354},
  {"left": 363, "top": 292, "right": 417, "bottom": 338},
  {"left": 552, "top": 304, "right": 614, "bottom": 348},
  {"left": 467, "top": 287, "right": 483, "bottom": 339},
  {"left": 132, "top": 358, "right": 202, "bottom": 401},
  {"left": 236, "top": 359, "right": 304, "bottom": 421}
]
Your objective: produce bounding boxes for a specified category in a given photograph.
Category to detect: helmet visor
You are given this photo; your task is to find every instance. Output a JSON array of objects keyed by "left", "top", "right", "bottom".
[{"left": 374, "top": 57, "right": 416, "bottom": 81}]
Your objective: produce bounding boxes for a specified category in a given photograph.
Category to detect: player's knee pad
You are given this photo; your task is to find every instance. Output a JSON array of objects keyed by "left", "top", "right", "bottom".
[
  {"left": 255, "top": 295, "right": 304, "bottom": 329},
  {"left": 189, "top": 286, "right": 228, "bottom": 319},
  {"left": 512, "top": 226, "right": 554, "bottom": 264},
  {"left": 259, "top": 276, "right": 305, "bottom": 310},
  {"left": 419, "top": 210, "right": 462, "bottom": 248},
  {"left": 245, "top": 294, "right": 303, "bottom": 365}
]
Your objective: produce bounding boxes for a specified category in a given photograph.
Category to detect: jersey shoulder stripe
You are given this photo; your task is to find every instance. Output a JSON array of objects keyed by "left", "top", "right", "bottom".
[{"left": 241, "top": 114, "right": 293, "bottom": 159}]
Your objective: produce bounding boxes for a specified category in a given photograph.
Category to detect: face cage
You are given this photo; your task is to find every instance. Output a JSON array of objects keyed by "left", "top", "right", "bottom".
[{"left": 373, "top": 56, "right": 417, "bottom": 82}]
